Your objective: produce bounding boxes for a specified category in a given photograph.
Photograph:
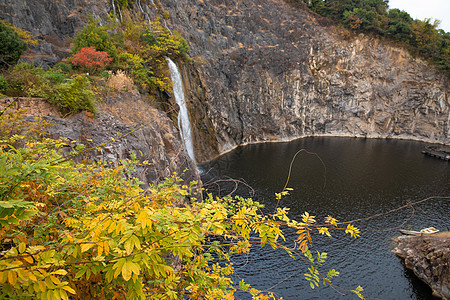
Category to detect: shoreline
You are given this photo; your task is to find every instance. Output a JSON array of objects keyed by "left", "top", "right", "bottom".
[{"left": 203, "top": 132, "right": 450, "bottom": 163}]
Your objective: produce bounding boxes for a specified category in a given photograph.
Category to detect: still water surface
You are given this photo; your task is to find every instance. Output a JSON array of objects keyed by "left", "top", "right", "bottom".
[{"left": 199, "top": 137, "right": 449, "bottom": 300}]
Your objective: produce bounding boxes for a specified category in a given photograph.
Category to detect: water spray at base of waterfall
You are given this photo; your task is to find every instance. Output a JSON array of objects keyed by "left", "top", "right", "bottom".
[{"left": 166, "top": 57, "right": 196, "bottom": 163}]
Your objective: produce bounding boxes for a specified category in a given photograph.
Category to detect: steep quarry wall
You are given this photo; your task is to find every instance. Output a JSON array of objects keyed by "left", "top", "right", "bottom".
[
  {"left": 1, "top": 0, "right": 449, "bottom": 164},
  {"left": 159, "top": 0, "right": 449, "bottom": 161},
  {"left": 0, "top": 0, "right": 112, "bottom": 65}
]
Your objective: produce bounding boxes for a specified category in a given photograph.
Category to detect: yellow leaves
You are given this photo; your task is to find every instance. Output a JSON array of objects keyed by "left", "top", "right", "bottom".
[
  {"left": 114, "top": 221, "right": 126, "bottom": 235},
  {"left": 296, "top": 228, "right": 312, "bottom": 253},
  {"left": 18, "top": 242, "right": 26, "bottom": 254},
  {"left": 38, "top": 281, "right": 46, "bottom": 292},
  {"left": 0, "top": 271, "right": 6, "bottom": 284},
  {"left": 50, "top": 275, "right": 61, "bottom": 285},
  {"left": 7, "top": 270, "right": 17, "bottom": 285},
  {"left": 51, "top": 269, "right": 67, "bottom": 276},
  {"left": 62, "top": 285, "right": 76, "bottom": 294},
  {"left": 318, "top": 227, "right": 331, "bottom": 237},
  {"left": 44, "top": 276, "right": 56, "bottom": 289},
  {"left": 64, "top": 217, "right": 80, "bottom": 228},
  {"left": 27, "top": 272, "right": 37, "bottom": 281},
  {"left": 97, "top": 240, "right": 109, "bottom": 257},
  {"left": 345, "top": 224, "right": 360, "bottom": 238},
  {"left": 80, "top": 243, "right": 95, "bottom": 253},
  {"left": 107, "top": 221, "right": 117, "bottom": 234},
  {"left": 112, "top": 258, "right": 140, "bottom": 281},
  {"left": 136, "top": 210, "right": 153, "bottom": 231},
  {"left": 301, "top": 212, "right": 316, "bottom": 225},
  {"left": 275, "top": 187, "right": 293, "bottom": 200},
  {"left": 124, "top": 235, "right": 141, "bottom": 255},
  {"left": 325, "top": 215, "right": 339, "bottom": 227}
]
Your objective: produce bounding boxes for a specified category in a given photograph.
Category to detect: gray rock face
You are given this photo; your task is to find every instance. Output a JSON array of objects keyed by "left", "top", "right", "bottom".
[
  {"left": 158, "top": 0, "right": 449, "bottom": 160},
  {"left": 393, "top": 233, "right": 450, "bottom": 300},
  {"left": 0, "top": 0, "right": 111, "bottom": 65},
  {"left": 2, "top": 0, "right": 449, "bottom": 164},
  {"left": 1, "top": 94, "right": 199, "bottom": 187},
  {"left": 44, "top": 93, "right": 200, "bottom": 186}
]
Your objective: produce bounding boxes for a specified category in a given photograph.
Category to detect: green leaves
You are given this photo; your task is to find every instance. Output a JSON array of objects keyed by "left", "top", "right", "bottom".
[
  {"left": 0, "top": 120, "right": 365, "bottom": 299},
  {"left": 0, "top": 21, "right": 28, "bottom": 69},
  {"left": 238, "top": 279, "right": 250, "bottom": 291}
]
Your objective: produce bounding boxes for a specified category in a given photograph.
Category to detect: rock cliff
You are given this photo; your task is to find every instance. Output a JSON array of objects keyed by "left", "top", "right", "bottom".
[
  {"left": 0, "top": 95, "right": 199, "bottom": 187},
  {"left": 393, "top": 232, "right": 450, "bottom": 300},
  {"left": 0, "top": 0, "right": 112, "bottom": 65},
  {"left": 159, "top": 0, "right": 449, "bottom": 160},
  {"left": 1, "top": 0, "right": 449, "bottom": 164}
]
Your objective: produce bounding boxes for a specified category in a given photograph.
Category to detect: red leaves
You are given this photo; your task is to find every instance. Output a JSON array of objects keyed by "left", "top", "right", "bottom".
[{"left": 71, "top": 47, "right": 113, "bottom": 71}]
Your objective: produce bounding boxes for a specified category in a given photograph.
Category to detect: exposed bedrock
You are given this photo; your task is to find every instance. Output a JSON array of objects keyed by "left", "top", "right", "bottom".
[
  {"left": 160, "top": 0, "right": 449, "bottom": 161},
  {"left": 1, "top": 0, "right": 449, "bottom": 164},
  {"left": 393, "top": 233, "right": 450, "bottom": 300},
  {"left": 0, "top": 95, "right": 199, "bottom": 187}
]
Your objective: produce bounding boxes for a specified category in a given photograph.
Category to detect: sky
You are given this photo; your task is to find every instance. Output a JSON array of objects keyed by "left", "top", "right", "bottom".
[{"left": 388, "top": 0, "right": 450, "bottom": 32}]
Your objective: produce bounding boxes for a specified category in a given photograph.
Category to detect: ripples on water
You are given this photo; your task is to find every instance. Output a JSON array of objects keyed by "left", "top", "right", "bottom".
[{"left": 200, "top": 137, "right": 449, "bottom": 300}]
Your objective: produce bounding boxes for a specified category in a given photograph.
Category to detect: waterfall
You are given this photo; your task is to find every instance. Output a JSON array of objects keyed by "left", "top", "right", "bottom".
[
  {"left": 166, "top": 57, "right": 196, "bottom": 162},
  {"left": 111, "top": 0, "right": 119, "bottom": 22},
  {"left": 162, "top": 18, "right": 172, "bottom": 34}
]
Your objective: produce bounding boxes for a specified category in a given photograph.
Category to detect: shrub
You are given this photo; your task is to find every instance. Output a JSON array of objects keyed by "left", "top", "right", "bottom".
[
  {"left": 105, "top": 70, "right": 138, "bottom": 94},
  {"left": 53, "top": 62, "right": 72, "bottom": 73},
  {"left": 72, "top": 18, "right": 117, "bottom": 60},
  {"left": 0, "top": 75, "right": 8, "bottom": 93},
  {"left": 117, "top": 52, "right": 156, "bottom": 91},
  {"left": 41, "top": 70, "right": 67, "bottom": 84},
  {"left": 0, "top": 108, "right": 50, "bottom": 147},
  {"left": 71, "top": 46, "right": 113, "bottom": 73},
  {"left": 0, "top": 21, "right": 27, "bottom": 69},
  {"left": 141, "top": 19, "right": 190, "bottom": 60},
  {"left": 0, "top": 64, "right": 38, "bottom": 96},
  {"left": 0, "top": 129, "right": 363, "bottom": 299},
  {"left": 49, "top": 75, "right": 97, "bottom": 114},
  {"left": 3, "top": 65, "right": 64, "bottom": 99},
  {"left": 12, "top": 61, "right": 34, "bottom": 71},
  {"left": 1, "top": 65, "right": 97, "bottom": 114}
]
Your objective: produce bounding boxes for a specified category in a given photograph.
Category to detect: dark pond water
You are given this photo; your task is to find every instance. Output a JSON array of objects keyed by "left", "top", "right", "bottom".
[{"left": 199, "top": 137, "right": 449, "bottom": 300}]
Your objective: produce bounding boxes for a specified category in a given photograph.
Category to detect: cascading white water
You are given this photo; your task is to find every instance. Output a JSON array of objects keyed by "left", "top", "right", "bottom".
[
  {"left": 166, "top": 57, "right": 196, "bottom": 162},
  {"left": 111, "top": 0, "right": 119, "bottom": 22}
]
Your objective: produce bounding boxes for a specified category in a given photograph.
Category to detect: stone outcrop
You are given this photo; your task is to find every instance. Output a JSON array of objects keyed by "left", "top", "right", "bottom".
[
  {"left": 392, "top": 232, "right": 450, "bottom": 300},
  {"left": 0, "top": 0, "right": 113, "bottom": 66},
  {"left": 0, "top": 95, "right": 199, "bottom": 187}
]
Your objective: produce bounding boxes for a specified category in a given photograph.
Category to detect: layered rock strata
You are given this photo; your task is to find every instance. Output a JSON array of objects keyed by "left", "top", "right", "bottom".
[
  {"left": 393, "top": 232, "right": 450, "bottom": 300},
  {"left": 159, "top": 0, "right": 449, "bottom": 161},
  {"left": 0, "top": 95, "right": 199, "bottom": 187}
]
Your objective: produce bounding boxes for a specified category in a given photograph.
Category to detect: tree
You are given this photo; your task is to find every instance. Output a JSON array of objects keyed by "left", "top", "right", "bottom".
[
  {"left": 386, "top": 9, "right": 414, "bottom": 42},
  {"left": 0, "top": 21, "right": 27, "bottom": 69},
  {"left": 72, "top": 18, "right": 117, "bottom": 60}
]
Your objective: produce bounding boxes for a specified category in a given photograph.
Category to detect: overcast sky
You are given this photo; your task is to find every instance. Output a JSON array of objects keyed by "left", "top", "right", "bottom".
[{"left": 388, "top": 0, "right": 450, "bottom": 32}]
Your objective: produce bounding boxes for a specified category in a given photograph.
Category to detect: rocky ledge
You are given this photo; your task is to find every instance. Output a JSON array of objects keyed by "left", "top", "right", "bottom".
[
  {"left": 0, "top": 94, "right": 199, "bottom": 188},
  {"left": 392, "top": 232, "right": 450, "bottom": 299}
]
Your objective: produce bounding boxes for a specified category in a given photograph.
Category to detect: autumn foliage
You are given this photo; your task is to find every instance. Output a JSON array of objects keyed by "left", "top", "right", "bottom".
[
  {"left": 71, "top": 46, "right": 113, "bottom": 72},
  {"left": 0, "top": 112, "right": 364, "bottom": 300}
]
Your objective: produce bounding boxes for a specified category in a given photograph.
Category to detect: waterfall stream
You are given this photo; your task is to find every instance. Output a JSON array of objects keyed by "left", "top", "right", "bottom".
[{"left": 166, "top": 57, "right": 196, "bottom": 162}]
